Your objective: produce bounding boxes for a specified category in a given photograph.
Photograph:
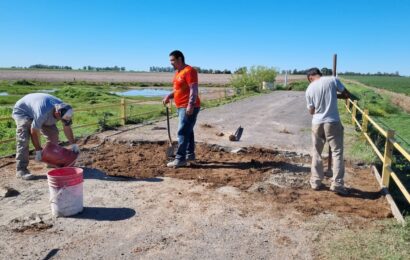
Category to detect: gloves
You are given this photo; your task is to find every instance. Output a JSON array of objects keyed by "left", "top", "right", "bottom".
[
  {"left": 35, "top": 150, "right": 42, "bottom": 161},
  {"left": 71, "top": 144, "right": 80, "bottom": 154}
]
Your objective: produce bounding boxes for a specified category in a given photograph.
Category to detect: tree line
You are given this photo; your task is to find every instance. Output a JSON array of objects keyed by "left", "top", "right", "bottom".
[
  {"left": 280, "top": 68, "right": 401, "bottom": 77},
  {"left": 82, "top": 66, "right": 126, "bottom": 72},
  {"left": 150, "top": 66, "right": 232, "bottom": 74},
  {"left": 10, "top": 64, "right": 126, "bottom": 72},
  {"left": 29, "top": 64, "right": 73, "bottom": 70}
]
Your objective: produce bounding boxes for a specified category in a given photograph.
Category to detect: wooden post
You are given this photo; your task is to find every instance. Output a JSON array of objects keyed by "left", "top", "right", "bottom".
[
  {"left": 382, "top": 130, "right": 395, "bottom": 187},
  {"left": 351, "top": 100, "right": 357, "bottom": 125},
  {"left": 362, "top": 109, "right": 369, "bottom": 135},
  {"left": 120, "top": 98, "right": 126, "bottom": 126},
  {"left": 243, "top": 85, "right": 246, "bottom": 95}
]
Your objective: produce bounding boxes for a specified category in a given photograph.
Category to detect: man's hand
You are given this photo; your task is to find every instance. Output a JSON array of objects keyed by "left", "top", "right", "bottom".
[
  {"left": 337, "top": 89, "right": 350, "bottom": 99},
  {"left": 71, "top": 144, "right": 80, "bottom": 154},
  {"left": 35, "top": 150, "right": 42, "bottom": 161},
  {"left": 186, "top": 106, "right": 194, "bottom": 116},
  {"left": 162, "top": 95, "right": 170, "bottom": 106}
]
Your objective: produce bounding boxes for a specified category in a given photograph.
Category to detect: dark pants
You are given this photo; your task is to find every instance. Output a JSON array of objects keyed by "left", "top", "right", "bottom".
[{"left": 175, "top": 107, "right": 200, "bottom": 161}]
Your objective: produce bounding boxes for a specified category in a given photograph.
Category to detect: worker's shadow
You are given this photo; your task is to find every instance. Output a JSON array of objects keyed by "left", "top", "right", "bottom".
[
  {"left": 338, "top": 187, "right": 383, "bottom": 200},
  {"left": 70, "top": 207, "right": 137, "bottom": 221},
  {"left": 82, "top": 168, "right": 163, "bottom": 183}
]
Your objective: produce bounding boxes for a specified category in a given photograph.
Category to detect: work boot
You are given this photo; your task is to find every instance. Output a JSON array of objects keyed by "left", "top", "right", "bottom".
[
  {"left": 311, "top": 183, "right": 325, "bottom": 191},
  {"left": 167, "top": 159, "right": 187, "bottom": 168},
  {"left": 16, "top": 169, "right": 35, "bottom": 180},
  {"left": 330, "top": 185, "right": 349, "bottom": 196},
  {"left": 186, "top": 154, "right": 196, "bottom": 162}
]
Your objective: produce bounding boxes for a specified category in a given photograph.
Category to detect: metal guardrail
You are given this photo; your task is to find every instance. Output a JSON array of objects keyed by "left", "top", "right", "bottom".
[{"left": 345, "top": 99, "right": 410, "bottom": 204}]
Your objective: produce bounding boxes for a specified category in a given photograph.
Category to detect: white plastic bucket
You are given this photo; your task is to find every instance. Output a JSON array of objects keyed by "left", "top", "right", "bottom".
[{"left": 47, "top": 167, "right": 84, "bottom": 217}]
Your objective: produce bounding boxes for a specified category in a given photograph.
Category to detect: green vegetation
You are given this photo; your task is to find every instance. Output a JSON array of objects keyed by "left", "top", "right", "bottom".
[
  {"left": 342, "top": 75, "right": 410, "bottom": 95},
  {"left": 322, "top": 218, "right": 410, "bottom": 260},
  {"left": 343, "top": 82, "right": 410, "bottom": 150},
  {"left": 287, "top": 80, "right": 309, "bottom": 91},
  {"left": 230, "top": 66, "right": 277, "bottom": 92},
  {"left": 0, "top": 80, "right": 259, "bottom": 156}
]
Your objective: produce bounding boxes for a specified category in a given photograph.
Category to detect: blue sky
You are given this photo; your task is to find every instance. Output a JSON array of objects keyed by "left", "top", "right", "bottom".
[{"left": 1, "top": 0, "right": 409, "bottom": 75}]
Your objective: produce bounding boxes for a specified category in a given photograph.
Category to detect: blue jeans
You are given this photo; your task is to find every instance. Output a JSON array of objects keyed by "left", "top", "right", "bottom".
[{"left": 175, "top": 107, "right": 200, "bottom": 161}]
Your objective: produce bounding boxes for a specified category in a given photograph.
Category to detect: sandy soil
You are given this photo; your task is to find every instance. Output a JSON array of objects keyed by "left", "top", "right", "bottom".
[
  {"left": 0, "top": 91, "right": 392, "bottom": 259},
  {"left": 0, "top": 70, "right": 306, "bottom": 85}
]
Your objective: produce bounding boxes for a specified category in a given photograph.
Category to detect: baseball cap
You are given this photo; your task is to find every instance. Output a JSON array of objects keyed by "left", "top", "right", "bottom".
[{"left": 55, "top": 103, "right": 73, "bottom": 126}]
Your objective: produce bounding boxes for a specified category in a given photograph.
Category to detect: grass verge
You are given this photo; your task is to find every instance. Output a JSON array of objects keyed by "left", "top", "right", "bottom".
[{"left": 321, "top": 218, "right": 410, "bottom": 259}]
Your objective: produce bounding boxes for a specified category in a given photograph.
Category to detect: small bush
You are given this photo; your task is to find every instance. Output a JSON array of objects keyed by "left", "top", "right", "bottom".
[
  {"left": 230, "top": 66, "right": 277, "bottom": 93},
  {"left": 288, "top": 81, "right": 309, "bottom": 91},
  {"left": 14, "top": 80, "right": 35, "bottom": 86}
]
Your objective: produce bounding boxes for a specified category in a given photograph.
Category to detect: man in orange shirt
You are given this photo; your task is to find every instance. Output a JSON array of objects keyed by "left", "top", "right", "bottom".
[{"left": 163, "top": 50, "right": 200, "bottom": 167}]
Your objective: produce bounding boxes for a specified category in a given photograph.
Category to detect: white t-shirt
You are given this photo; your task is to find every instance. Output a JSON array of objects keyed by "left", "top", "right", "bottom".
[
  {"left": 305, "top": 76, "right": 345, "bottom": 125},
  {"left": 12, "top": 93, "right": 62, "bottom": 129}
]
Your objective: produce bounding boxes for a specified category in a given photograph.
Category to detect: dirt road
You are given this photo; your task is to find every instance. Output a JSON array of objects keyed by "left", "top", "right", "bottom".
[
  {"left": 0, "top": 91, "right": 391, "bottom": 259},
  {"left": 101, "top": 91, "right": 312, "bottom": 154}
]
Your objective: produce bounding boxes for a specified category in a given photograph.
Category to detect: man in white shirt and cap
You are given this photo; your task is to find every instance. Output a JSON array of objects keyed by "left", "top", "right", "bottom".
[{"left": 12, "top": 93, "right": 79, "bottom": 180}]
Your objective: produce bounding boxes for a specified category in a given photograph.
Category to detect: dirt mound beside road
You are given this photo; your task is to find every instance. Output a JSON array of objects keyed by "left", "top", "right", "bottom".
[{"left": 78, "top": 138, "right": 391, "bottom": 219}]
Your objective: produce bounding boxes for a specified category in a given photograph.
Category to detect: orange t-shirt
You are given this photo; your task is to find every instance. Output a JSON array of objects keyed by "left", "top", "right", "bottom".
[{"left": 173, "top": 65, "right": 200, "bottom": 108}]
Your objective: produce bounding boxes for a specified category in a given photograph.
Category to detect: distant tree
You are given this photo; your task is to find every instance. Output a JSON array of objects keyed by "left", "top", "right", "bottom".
[
  {"left": 234, "top": 67, "right": 247, "bottom": 74},
  {"left": 321, "top": 67, "right": 333, "bottom": 76}
]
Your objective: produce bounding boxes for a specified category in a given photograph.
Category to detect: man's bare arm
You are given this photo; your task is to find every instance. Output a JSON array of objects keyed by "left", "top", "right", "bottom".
[{"left": 30, "top": 128, "right": 42, "bottom": 150}]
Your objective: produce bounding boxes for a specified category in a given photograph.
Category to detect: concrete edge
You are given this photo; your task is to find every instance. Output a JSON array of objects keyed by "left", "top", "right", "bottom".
[{"left": 371, "top": 165, "right": 405, "bottom": 224}]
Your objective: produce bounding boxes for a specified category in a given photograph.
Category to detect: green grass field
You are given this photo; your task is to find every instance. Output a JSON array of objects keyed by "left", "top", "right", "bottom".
[
  {"left": 0, "top": 81, "right": 166, "bottom": 156},
  {"left": 0, "top": 80, "right": 256, "bottom": 156},
  {"left": 342, "top": 82, "right": 410, "bottom": 150},
  {"left": 341, "top": 75, "right": 410, "bottom": 95}
]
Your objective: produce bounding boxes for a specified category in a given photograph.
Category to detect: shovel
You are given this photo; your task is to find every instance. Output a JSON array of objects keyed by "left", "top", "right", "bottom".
[{"left": 165, "top": 105, "right": 177, "bottom": 158}]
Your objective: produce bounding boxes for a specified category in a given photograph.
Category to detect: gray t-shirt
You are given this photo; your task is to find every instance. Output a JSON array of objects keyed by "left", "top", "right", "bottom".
[
  {"left": 12, "top": 93, "right": 63, "bottom": 129},
  {"left": 305, "top": 76, "right": 345, "bottom": 125}
]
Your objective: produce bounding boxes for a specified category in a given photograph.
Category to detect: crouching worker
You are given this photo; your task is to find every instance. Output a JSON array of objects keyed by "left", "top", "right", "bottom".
[
  {"left": 163, "top": 50, "right": 200, "bottom": 168},
  {"left": 12, "top": 93, "right": 79, "bottom": 180}
]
